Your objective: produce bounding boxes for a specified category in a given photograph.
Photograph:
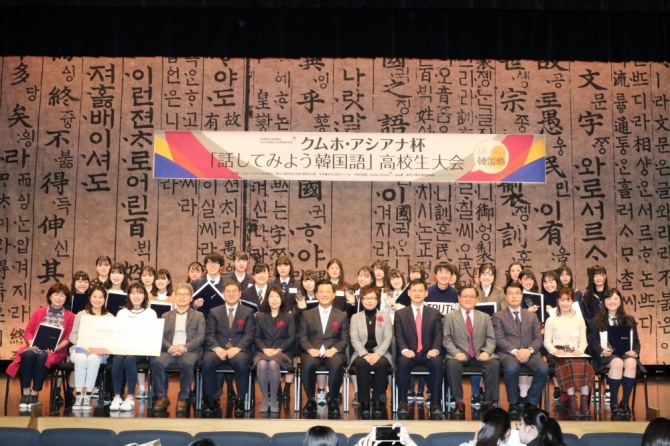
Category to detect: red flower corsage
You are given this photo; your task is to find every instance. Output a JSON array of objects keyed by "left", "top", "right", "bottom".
[
  {"left": 236, "top": 319, "right": 245, "bottom": 330},
  {"left": 377, "top": 316, "right": 384, "bottom": 327},
  {"left": 331, "top": 321, "right": 341, "bottom": 334},
  {"left": 276, "top": 320, "right": 285, "bottom": 328}
]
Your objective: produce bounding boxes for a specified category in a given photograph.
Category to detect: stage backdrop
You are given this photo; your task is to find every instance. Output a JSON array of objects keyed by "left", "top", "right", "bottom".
[{"left": 0, "top": 57, "right": 668, "bottom": 365}]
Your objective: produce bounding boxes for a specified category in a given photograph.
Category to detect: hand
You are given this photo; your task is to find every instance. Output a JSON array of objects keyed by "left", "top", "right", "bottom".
[
  {"left": 263, "top": 348, "right": 278, "bottom": 356},
  {"left": 426, "top": 349, "right": 440, "bottom": 359},
  {"left": 193, "top": 298, "right": 204, "bottom": 309},
  {"left": 308, "top": 348, "right": 321, "bottom": 358},
  {"left": 554, "top": 348, "right": 566, "bottom": 356},
  {"left": 572, "top": 350, "right": 583, "bottom": 356},
  {"left": 402, "top": 350, "right": 416, "bottom": 358},
  {"left": 477, "top": 351, "right": 490, "bottom": 361},
  {"left": 602, "top": 347, "right": 613, "bottom": 357},
  {"left": 345, "top": 290, "right": 356, "bottom": 305},
  {"left": 297, "top": 300, "right": 307, "bottom": 309},
  {"left": 528, "top": 306, "right": 538, "bottom": 313},
  {"left": 324, "top": 347, "right": 338, "bottom": 358},
  {"left": 515, "top": 349, "right": 531, "bottom": 363},
  {"left": 454, "top": 352, "right": 467, "bottom": 362},
  {"left": 227, "top": 347, "right": 241, "bottom": 358},
  {"left": 214, "top": 347, "right": 227, "bottom": 360},
  {"left": 364, "top": 352, "right": 381, "bottom": 364},
  {"left": 625, "top": 350, "right": 637, "bottom": 358}
]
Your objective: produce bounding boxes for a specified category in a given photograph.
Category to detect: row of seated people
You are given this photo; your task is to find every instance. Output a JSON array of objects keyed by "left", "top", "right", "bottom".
[{"left": 8, "top": 268, "right": 640, "bottom": 422}]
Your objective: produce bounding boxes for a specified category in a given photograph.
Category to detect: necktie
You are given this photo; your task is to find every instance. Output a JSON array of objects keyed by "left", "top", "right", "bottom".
[
  {"left": 228, "top": 307, "right": 234, "bottom": 329},
  {"left": 514, "top": 311, "right": 521, "bottom": 331},
  {"left": 416, "top": 308, "right": 423, "bottom": 353},
  {"left": 281, "top": 281, "right": 288, "bottom": 291},
  {"left": 211, "top": 279, "right": 216, "bottom": 285},
  {"left": 610, "top": 318, "right": 618, "bottom": 326},
  {"left": 258, "top": 289, "right": 263, "bottom": 303},
  {"left": 466, "top": 310, "right": 475, "bottom": 357}
]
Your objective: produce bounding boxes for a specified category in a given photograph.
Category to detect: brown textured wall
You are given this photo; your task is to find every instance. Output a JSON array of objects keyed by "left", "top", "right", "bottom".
[{"left": 0, "top": 57, "right": 668, "bottom": 364}]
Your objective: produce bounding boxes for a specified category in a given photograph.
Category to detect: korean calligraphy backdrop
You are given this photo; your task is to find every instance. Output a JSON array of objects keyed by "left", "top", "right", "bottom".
[{"left": 0, "top": 57, "right": 668, "bottom": 365}]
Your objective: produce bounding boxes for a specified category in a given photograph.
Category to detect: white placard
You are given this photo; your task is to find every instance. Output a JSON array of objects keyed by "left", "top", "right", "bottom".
[{"left": 78, "top": 316, "right": 165, "bottom": 356}]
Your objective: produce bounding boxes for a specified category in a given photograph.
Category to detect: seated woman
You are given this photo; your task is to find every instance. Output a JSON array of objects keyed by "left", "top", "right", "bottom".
[
  {"left": 253, "top": 284, "right": 295, "bottom": 413},
  {"left": 458, "top": 407, "right": 518, "bottom": 446},
  {"left": 587, "top": 288, "right": 640, "bottom": 420},
  {"left": 7, "top": 282, "right": 75, "bottom": 410},
  {"left": 69, "top": 284, "right": 114, "bottom": 410},
  {"left": 543, "top": 287, "right": 594, "bottom": 417},
  {"left": 110, "top": 282, "right": 157, "bottom": 411},
  {"left": 518, "top": 407, "right": 566, "bottom": 446},
  {"left": 349, "top": 284, "right": 393, "bottom": 417}
]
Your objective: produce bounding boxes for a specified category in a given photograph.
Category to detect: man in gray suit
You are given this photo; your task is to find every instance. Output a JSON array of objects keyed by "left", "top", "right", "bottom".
[
  {"left": 152, "top": 282, "right": 206, "bottom": 412},
  {"left": 492, "top": 281, "right": 548, "bottom": 419},
  {"left": 443, "top": 284, "right": 499, "bottom": 414}
]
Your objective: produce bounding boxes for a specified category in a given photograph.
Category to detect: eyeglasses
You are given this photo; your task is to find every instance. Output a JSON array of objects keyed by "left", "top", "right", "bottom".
[{"left": 175, "top": 292, "right": 192, "bottom": 297}]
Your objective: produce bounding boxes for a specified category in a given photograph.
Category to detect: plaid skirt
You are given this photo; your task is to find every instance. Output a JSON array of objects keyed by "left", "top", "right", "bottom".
[{"left": 550, "top": 356, "right": 594, "bottom": 390}]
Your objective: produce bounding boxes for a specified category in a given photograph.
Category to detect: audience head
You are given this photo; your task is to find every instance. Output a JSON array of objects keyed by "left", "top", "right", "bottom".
[
  {"left": 476, "top": 407, "right": 511, "bottom": 446},
  {"left": 304, "top": 425, "right": 338, "bottom": 446},
  {"left": 641, "top": 417, "right": 670, "bottom": 446},
  {"left": 519, "top": 408, "right": 564, "bottom": 446}
]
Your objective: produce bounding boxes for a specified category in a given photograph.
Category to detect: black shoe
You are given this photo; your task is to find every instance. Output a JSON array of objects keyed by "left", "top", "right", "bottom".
[
  {"left": 619, "top": 404, "right": 631, "bottom": 419},
  {"left": 227, "top": 390, "right": 237, "bottom": 405},
  {"left": 372, "top": 400, "right": 384, "bottom": 417},
  {"left": 553, "top": 388, "right": 562, "bottom": 401},
  {"left": 327, "top": 399, "right": 340, "bottom": 416},
  {"left": 360, "top": 401, "right": 371, "bottom": 417},
  {"left": 235, "top": 397, "right": 247, "bottom": 413},
  {"left": 54, "top": 394, "right": 64, "bottom": 407},
  {"left": 204, "top": 396, "right": 220, "bottom": 413},
  {"left": 508, "top": 405, "right": 520, "bottom": 420},
  {"left": 302, "top": 398, "right": 317, "bottom": 416}
]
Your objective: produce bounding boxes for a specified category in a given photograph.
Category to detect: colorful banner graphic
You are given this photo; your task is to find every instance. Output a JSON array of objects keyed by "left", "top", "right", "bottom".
[{"left": 154, "top": 131, "right": 545, "bottom": 183}]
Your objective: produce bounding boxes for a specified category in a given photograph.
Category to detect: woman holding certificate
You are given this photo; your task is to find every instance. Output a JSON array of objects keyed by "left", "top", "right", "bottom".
[
  {"left": 69, "top": 284, "right": 114, "bottom": 410},
  {"left": 587, "top": 288, "right": 640, "bottom": 420},
  {"left": 543, "top": 287, "right": 594, "bottom": 418},
  {"left": 6, "top": 283, "right": 75, "bottom": 410}
]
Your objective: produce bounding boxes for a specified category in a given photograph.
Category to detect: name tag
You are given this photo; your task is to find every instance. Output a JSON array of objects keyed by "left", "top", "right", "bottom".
[
  {"left": 570, "top": 330, "right": 580, "bottom": 337},
  {"left": 289, "top": 287, "right": 298, "bottom": 294},
  {"left": 336, "top": 290, "right": 345, "bottom": 297}
]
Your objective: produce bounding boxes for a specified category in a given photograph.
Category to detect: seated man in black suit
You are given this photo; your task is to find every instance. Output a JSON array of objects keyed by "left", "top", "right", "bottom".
[
  {"left": 394, "top": 278, "right": 445, "bottom": 416},
  {"left": 201, "top": 279, "right": 256, "bottom": 413},
  {"left": 298, "top": 280, "right": 350, "bottom": 417}
]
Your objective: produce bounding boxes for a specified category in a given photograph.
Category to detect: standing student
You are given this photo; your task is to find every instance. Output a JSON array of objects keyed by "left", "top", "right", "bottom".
[
  {"left": 381, "top": 268, "right": 407, "bottom": 322},
  {"left": 587, "top": 288, "right": 640, "bottom": 420},
  {"left": 151, "top": 268, "right": 174, "bottom": 304},
  {"left": 241, "top": 262, "right": 271, "bottom": 308},
  {"left": 427, "top": 262, "right": 459, "bottom": 307},
  {"left": 7, "top": 283, "right": 75, "bottom": 410},
  {"left": 90, "top": 255, "right": 112, "bottom": 288},
  {"left": 106, "top": 262, "right": 129, "bottom": 295},
  {"left": 152, "top": 283, "right": 205, "bottom": 413},
  {"left": 325, "top": 258, "right": 348, "bottom": 311},
  {"left": 506, "top": 262, "right": 523, "bottom": 286},
  {"left": 476, "top": 263, "right": 506, "bottom": 311},
  {"left": 253, "top": 284, "right": 295, "bottom": 413},
  {"left": 110, "top": 283, "right": 157, "bottom": 412},
  {"left": 555, "top": 266, "right": 582, "bottom": 303},
  {"left": 70, "top": 271, "right": 91, "bottom": 314},
  {"left": 345, "top": 266, "right": 374, "bottom": 316},
  {"left": 222, "top": 250, "right": 253, "bottom": 290},
  {"left": 140, "top": 266, "right": 157, "bottom": 296},
  {"left": 69, "top": 285, "right": 114, "bottom": 411},
  {"left": 186, "top": 261, "right": 204, "bottom": 283},
  {"left": 580, "top": 265, "right": 609, "bottom": 323},
  {"left": 273, "top": 255, "right": 299, "bottom": 312},
  {"left": 371, "top": 260, "right": 390, "bottom": 294},
  {"left": 191, "top": 253, "right": 226, "bottom": 316}
]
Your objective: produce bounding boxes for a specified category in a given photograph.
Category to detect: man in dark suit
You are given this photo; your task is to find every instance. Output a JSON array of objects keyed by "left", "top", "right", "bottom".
[
  {"left": 298, "top": 280, "right": 349, "bottom": 417},
  {"left": 443, "top": 284, "right": 499, "bottom": 415},
  {"left": 394, "top": 278, "right": 444, "bottom": 416},
  {"left": 201, "top": 279, "right": 256, "bottom": 413},
  {"left": 151, "top": 282, "right": 206, "bottom": 412},
  {"left": 492, "top": 281, "right": 549, "bottom": 419}
]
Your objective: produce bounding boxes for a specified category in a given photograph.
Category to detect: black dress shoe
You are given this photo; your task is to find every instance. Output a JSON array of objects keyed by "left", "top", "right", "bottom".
[
  {"left": 204, "top": 396, "right": 220, "bottom": 413},
  {"left": 429, "top": 403, "right": 443, "bottom": 416},
  {"left": 235, "top": 397, "right": 247, "bottom": 413},
  {"left": 360, "top": 401, "right": 371, "bottom": 417},
  {"left": 302, "top": 398, "right": 317, "bottom": 415},
  {"left": 397, "top": 402, "right": 409, "bottom": 414},
  {"left": 327, "top": 399, "right": 340, "bottom": 415},
  {"left": 454, "top": 400, "right": 466, "bottom": 414},
  {"left": 508, "top": 404, "right": 520, "bottom": 420},
  {"left": 481, "top": 401, "right": 496, "bottom": 413}
]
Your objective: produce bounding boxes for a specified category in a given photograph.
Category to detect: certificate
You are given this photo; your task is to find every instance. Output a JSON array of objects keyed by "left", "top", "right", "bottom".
[
  {"left": 77, "top": 316, "right": 165, "bottom": 356},
  {"left": 522, "top": 291, "right": 545, "bottom": 323},
  {"left": 106, "top": 291, "right": 127, "bottom": 316},
  {"left": 31, "top": 323, "right": 63, "bottom": 351},
  {"left": 607, "top": 326, "right": 634, "bottom": 355},
  {"left": 193, "top": 282, "right": 224, "bottom": 318},
  {"left": 150, "top": 301, "right": 173, "bottom": 318},
  {"left": 70, "top": 292, "right": 88, "bottom": 314},
  {"left": 475, "top": 302, "right": 497, "bottom": 317}
]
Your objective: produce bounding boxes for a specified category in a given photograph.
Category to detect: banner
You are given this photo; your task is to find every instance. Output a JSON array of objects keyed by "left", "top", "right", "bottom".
[
  {"left": 154, "top": 131, "right": 545, "bottom": 183},
  {"left": 77, "top": 317, "right": 165, "bottom": 357}
]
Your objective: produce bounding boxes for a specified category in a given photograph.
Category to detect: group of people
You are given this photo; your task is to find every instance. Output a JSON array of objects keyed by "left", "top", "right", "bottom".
[{"left": 7, "top": 251, "right": 641, "bottom": 423}]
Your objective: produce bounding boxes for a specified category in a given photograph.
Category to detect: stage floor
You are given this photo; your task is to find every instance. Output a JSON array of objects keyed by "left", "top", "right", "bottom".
[{"left": 1, "top": 371, "right": 667, "bottom": 429}]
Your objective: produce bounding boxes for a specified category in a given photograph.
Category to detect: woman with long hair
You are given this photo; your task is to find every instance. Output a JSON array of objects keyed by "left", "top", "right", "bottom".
[
  {"left": 587, "top": 288, "right": 640, "bottom": 420},
  {"left": 580, "top": 265, "right": 609, "bottom": 323},
  {"left": 518, "top": 408, "right": 566, "bottom": 446},
  {"left": 459, "top": 407, "right": 515, "bottom": 446}
]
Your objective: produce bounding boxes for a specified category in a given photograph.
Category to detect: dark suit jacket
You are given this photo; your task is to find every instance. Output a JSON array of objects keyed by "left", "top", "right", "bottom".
[
  {"left": 161, "top": 307, "right": 206, "bottom": 358},
  {"left": 222, "top": 272, "right": 254, "bottom": 290},
  {"left": 241, "top": 285, "right": 269, "bottom": 309},
  {"left": 393, "top": 304, "right": 444, "bottom": 355},
  {"left": 205, "top": 304, "right": 256, "bottom": 353},
  {"left": 271, "top": 278, "right": 299, "bottom": 312},
  {"left": 443, "top": 308, "right": 497, "bottom": 359},
  {"left": 492, "top": 307, "right": 543, "bottom": 355},
  {"left": 191, "top": 276, "right": 224, "bottom": 293},
  {"left": 298, "top": 306, "right": 350, "bottom": 354},
  {"left": 254, "top": 311, "right": 296, "bottom": 352}
]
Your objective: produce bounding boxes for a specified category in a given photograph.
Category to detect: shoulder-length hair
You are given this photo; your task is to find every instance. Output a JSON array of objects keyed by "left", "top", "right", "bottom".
[
  {"left": 152, "top": 268, "right": 173, "bottom": 296},
  {"left": 325, "top": 258, "right": 346, "bottom": 291},
  {"left": 260, "top": 284, "right": 287, "bottom": 313},
  {"left": 556, "top": 287, "right": 574, "bottom": 317},
  {"left": 124, "top": 282, "right": 149, "bottom": 310},
  {"left": 86, "top": 285, "right": 109, "bottom": 316},
  {"left": 71, "top": 271, "right": 91, "bottom": 296},
  {"left": 46, "top": 282, "right": 72, "bottom": 307},
  {"left": 595, "top": 288, "right": 631, "bottom": 331},
  {"left": 108, "top": 262, "right": 129, "bottom": 292}
]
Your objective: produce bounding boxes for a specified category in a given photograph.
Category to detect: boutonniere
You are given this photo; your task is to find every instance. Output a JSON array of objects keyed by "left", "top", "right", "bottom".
[
  {"left": 276, "top": 319, "right": 285, "bottom": 328},
  {"left": 377, "top": 315, "right": 384, "bottom": 328},
  {"left": 331, "top": 321, "right": 341, "bottom": 334},
  {"left": 236, "top": 319, "right": 245, "bottom": 330}
]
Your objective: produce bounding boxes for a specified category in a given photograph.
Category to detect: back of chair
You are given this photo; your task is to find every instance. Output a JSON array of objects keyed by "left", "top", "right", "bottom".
[
  {"left": 0, "top": 427, "right": 39, "bottom": 446},
  {"left": 39, "top": 428, "right": 117, "bottom": 446},
  {"left": 117, "top": 429, "right": 193, "bottom": 446},
  {"left": 579, "top": 432, "right": 643, "bottom": 446},
  {"left": 195, "top": 432, "right": 270, "bottom": 446},
  {"left": 271, "top": 432, "right": 347, "bottom": 446},
  {"left": 348, "top": 433, "right": 424, "bottom": 446},
  {"left": 425, "top": 432, "right": 474, "bottom": 446},
  {"left": 563, "top": 433, "right": 580, "bottom": 446}
]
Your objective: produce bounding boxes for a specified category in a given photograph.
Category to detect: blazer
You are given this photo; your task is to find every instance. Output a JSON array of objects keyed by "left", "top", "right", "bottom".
[
  {"left": 254, "top": 311, "right": 296, "bottom": 352},
  {"left": 491, "top": 307, "right": 543, "bottom": 356},
  {"left": 222, "top": 272, "right": 254, "bottom": 291},
  {"left": 271, "top": 278, "right": 299, "bottom": 312},
  {"left": 298, "top": 306, "right": 350, "bottom": 354},
  {"left": 443, "top": 309, "right": 497, "bottom": 360},
  {"left": 393, "top": 304, "right": 444, "bottom": 355},
  {"left": 161, "top": 307, "right": 206, "bottom": 357},
  {"left": 349, "top": 310, "right": 393, "bottom": 363},
  {"left": 241, "top": 285, "right": 269, "bottom": 309},
  {"left": 587, "top": 315, "right": 641, "bottom": 371},
  {"left": 205, "top": 304, "right": 256, "bottom": 353},
  {"left": 477, "top": 285, "right": 507, "bottom": 311}
]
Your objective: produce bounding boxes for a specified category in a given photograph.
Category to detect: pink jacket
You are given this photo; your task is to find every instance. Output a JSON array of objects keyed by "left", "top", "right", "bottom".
[{"left": 6, "top": 306, "right": 75, "bottom": 377}]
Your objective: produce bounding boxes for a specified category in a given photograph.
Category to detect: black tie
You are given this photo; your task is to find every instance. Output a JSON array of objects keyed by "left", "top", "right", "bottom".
[
  {"left": 281, "top": 282, "right": 288, "bottom": 292},
  {"left": 514, "top": 311, "right": 521, "bottom": 330},
  {"left": 610, "top": 318, "right": 618, "bottom": 326}
]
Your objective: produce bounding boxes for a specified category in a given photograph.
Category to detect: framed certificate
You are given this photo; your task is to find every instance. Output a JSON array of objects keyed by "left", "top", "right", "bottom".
[
  {"left": 475, "top": 302, "right": 497, "bottom": 317},
  {"left": 522, "top": 291, "right": 545, "bottom": 323},
  {"left": 193, "top": 282, "right": 225, "bottom": 318},
  {"left": 105, "top": 291, "right": 127, "bottom": 316}
]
